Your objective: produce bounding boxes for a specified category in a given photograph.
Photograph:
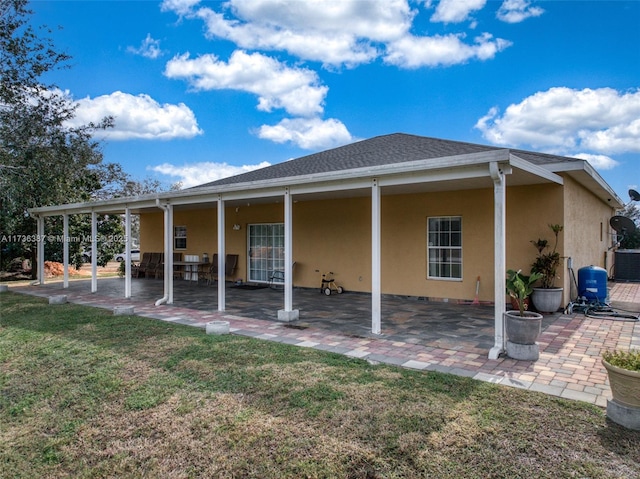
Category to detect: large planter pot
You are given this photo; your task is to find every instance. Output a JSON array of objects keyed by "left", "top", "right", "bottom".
[
  {"left": 531, "top": 287, "right": 563, "bottom": 313},
  {"left": 505, "top": 310, "right": 543, "bottom": 361},
  {"left": 602, "top": 360, "right": 640, "bottom": 408},
  {"left": 602, "top": 359, "right": 640, "bottom": 430}
]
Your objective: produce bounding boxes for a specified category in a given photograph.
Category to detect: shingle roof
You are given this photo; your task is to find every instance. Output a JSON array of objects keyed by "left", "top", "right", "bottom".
[{"left": 192, "top": 133, "right": 581, "bottom": 189}]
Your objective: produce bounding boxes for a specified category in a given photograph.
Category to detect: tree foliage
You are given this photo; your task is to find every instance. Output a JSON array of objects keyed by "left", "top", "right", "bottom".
[
  {"left": 619, "top": 203, "right": 640, "bottom": 249},
  {"left": 0, "top": 0, "right": 125, "bottom": 272}
]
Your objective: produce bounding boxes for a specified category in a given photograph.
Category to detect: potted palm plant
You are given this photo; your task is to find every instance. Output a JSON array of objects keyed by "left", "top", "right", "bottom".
[
  {"left": 505, "top": 269, "right": 544, "bottom": 360},
  {"left": 602, "top": 349, "right": 640, "bottom": 430},
  {"left": 530, "top": 224, "right": 564, "bottom": 313}
]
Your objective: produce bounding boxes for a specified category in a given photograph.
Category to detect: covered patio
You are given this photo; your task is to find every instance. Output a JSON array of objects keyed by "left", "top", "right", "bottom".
[
  {"left": 28, "top": 134, "right": 629, "bottom": 366},
  {"left": 10, "top": 276, "right": 640, "bottom": 407}
]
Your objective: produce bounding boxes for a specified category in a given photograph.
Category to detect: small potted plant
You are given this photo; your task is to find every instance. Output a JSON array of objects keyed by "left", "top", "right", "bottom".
[
  {"left": 505, "top": 269, "right": 544, "bottom": 360},
  {"left": 602, "top": 349, "right": 640, "bottom": 430},
  {"left": 530, "top": 224, "right": 564, "bottom": 313}
]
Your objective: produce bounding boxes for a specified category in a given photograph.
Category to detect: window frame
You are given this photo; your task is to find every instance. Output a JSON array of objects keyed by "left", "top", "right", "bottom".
[
  {"left": 248, "top": 223, "right": 285, "bottom": 283},
  {"left": 426, "top": 216, "right": 463, "bottom": 281},
  {"left": 174, "top": 225, "right": 187, "bottom": 250}
]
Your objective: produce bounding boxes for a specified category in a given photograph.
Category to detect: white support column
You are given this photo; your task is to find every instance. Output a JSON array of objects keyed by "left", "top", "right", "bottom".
[
  {"left": 166, "top": 203, "right": 174, "bottom": 304},
  {"left": 489, "top": 162, "right": 506, "bottom": 359},
  {"left": 371, "top": 178, "right": 381, "bottom": 335},
  {"left": 91, "top": 211, "right": 97, "bottom": 293},
  {"left": 154, "top": 200, "right": 171, "bottom": 306},
  {"left": 278, "top": 187, "right": 299, "bottom": 322},
  {"left": 63, "top": 213, "right": 69, "bottom": 288},
  {"left": 217, "top": 195, "right": 226, "bottom": 312},
  {"left": 36, "top": 215, "right": 45, "bottom": 285},
  {"left": 124, "top": 207, "right": 131, "bottom": 298}
]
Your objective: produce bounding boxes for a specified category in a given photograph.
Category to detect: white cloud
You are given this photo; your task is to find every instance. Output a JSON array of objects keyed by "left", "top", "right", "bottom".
[
  {"left": 257, "top": 117, "right": 354, "bottom": 150},
  {"left": 192, "top": 0, "right": 414, "bottom": 68},
  {"left": 161, "top": 0, "right": 511, "bottom": 70},
  {"left": 385, "top": 32, "right": 511, "bottom": 68},
  {"left": 69, "top": 91, "right": 203, "bottom": 140},
  {"left": 497, "top": 0, "right": 544, "bottom": 23},
  {"left": 150, "top": 160, "right": 271, "bottom": 188},
  {"left": 431, "top": 0, "right": 486, "bottom": 23},
  {"left": 475, "top": 87, "right": 640, "bottom": 156},
  {"left": 164, "top": 50, "right": 327, "bottom": 117},
  {"left": 160, "top": 0, "right": 201, "bottom": 16},
  {"left": 127, "top": 34, "right": 164, "bottom": 59}
]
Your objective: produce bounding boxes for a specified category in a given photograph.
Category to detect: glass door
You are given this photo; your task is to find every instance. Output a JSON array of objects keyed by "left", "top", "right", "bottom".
[{"left": 248, "top": 223, "right": 284, "bottom": 283}]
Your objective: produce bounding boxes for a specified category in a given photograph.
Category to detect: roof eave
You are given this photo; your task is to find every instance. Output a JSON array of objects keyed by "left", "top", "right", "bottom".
[{"left": 542, "top": 160, "right": 624, "bottom": 208}]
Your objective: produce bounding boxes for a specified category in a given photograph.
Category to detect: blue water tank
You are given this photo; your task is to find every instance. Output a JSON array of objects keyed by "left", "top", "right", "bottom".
[{"left": 578, "top": 266, "right": 608, "bottom": 303}]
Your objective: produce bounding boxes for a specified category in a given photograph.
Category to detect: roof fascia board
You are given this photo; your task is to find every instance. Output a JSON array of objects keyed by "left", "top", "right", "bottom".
[
  {"left": 29, "top": 198, "right": 159, "bottom": 217},
  {"left": 543, "top": 160, "right": 624, "bottom": 207},
  {"left": 509, "top": 154, "right": 564, "bottom": 184},
  {"left": 218, "top": 187, "right": 286, "bottom": 202},
  {"left": 379, "top": 163, "right": 497, "bottom": 188}
]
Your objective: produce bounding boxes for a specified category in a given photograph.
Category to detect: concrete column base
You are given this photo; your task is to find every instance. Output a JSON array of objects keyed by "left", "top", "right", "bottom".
[
  {"left": 607, "top": 399, "right": 640, "bottom": 431},
  {"left": 113, "top": 306, "right": 135, "bottom": 316},
  {"left": 277, "top": 309, "right": 299, "bottom": 322},
  {"left": 506, "top": 340, "right": 539, "bottom": 361},
  {"left": 206, "top": 320, "right": 230, "bottom": 335},
  {"left": 49, "top": 295, "right": 68, "bottom": 305}
]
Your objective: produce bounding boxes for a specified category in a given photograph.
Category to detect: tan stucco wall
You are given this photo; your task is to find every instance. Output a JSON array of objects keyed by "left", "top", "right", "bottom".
[
  {"left": 505, "top": 183, "right": 564, "bottom": 275},
  {"left": 138, "top": 181, "right": 613, "bottom": 304},
  {"left": 562, "top": 174, "right": 616, "bottom": 282}
]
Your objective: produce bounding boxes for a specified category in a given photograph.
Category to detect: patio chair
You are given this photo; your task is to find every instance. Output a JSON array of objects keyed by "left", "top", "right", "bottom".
[
  {"left": 171, "top": 252, "right": 183, "bottom": 280},
  {"left": 207, "top": 254, "right": 238, "bottom": 285},
  {"left": 134, "top": 252, "right": 152, "bottom": 278},
  {"left": 197, "top": 253, "right": 215, "bottom": 285},
  {"left": 203, "top": 254, "right": 219, "bottom": 285},
  {"left": 146, "top": 253, "right": 162, "bottom": 279},
  {"left": 269, "top": 262, "right": 296, "bottom": 289},
  {"left": 224, "top": 254, "right": 239, "bottom": 281}
]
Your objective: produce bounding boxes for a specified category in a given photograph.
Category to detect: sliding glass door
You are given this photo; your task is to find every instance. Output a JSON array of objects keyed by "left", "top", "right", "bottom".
[{"left": 248, "top": 223, "right": 284, "bottom": 283}]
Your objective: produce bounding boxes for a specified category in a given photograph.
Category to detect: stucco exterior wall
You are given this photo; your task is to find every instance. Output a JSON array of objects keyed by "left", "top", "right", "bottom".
[
  {"left": 561, "top": 174, "right": 617, "bottom": 283},
  {"left": 505, "top": 183, "right": 564, "bottom": 274},
  {"left": 138, "top": 180, "right": 612, "bottom": 305}
]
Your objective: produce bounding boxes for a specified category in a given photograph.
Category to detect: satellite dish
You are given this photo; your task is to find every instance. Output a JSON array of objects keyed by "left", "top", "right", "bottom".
[
  {"left": 610, "top": 215, "right": 637, "bottom": 234},
  {"left": 630, "top": 189, "right": 640, "bottom": 202}
]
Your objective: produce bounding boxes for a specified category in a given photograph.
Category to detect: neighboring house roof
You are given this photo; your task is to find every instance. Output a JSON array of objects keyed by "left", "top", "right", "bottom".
[{"left": 194, "top": 133, "right": 583, "bottom": 189}]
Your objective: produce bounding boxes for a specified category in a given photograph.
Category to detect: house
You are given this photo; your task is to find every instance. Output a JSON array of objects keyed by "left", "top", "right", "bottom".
[{"left": 28, "top": 133, "right": 624, "bottom": 359}]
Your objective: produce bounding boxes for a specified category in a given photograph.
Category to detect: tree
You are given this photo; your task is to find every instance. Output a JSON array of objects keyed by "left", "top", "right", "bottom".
[
  {"left": 619, "top": 203, "right": 640, "bottom": 249},
  {"left": 0, "top": 0, "right": 124, "bottom": 274}
]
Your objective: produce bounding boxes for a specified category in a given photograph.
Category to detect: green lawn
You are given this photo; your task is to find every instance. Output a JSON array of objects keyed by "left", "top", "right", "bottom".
[{"left": 1, "top": 291, "right": 638, "bottom": 478}]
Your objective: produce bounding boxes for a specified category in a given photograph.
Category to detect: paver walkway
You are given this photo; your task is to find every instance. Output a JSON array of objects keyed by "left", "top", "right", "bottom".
[{"left": 6, "top": 279, "right": 640, "bottom": 408}]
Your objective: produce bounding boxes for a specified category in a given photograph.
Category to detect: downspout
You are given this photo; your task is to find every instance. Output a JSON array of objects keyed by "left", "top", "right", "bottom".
[{"left": 155, "top": 199, "right": 171, "bottom": 306}]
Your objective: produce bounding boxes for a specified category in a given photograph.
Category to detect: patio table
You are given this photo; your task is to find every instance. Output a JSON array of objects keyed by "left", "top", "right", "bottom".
[{"left": 172, "top": 261, "right": 208, "bottom": 283}]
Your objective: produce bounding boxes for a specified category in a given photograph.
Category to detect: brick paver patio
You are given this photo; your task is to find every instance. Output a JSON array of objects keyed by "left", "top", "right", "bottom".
[{"left": 5, "top": 277, "right": 639, "bottom": 408}]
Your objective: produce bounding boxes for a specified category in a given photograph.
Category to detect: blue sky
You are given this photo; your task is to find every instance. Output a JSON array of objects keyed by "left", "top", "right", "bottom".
[{"left": 31, "top": 0, "right": 639, "bottom": 201}]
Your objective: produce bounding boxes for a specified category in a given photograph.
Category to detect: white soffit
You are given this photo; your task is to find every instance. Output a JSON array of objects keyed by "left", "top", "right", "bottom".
[{"left": 508, "top": 154, "right": 564, "bottom": 186}]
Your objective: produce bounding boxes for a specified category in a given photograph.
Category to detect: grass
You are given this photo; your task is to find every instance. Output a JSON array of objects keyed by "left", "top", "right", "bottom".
[{"left": 1, "top": 292, "right": 639, "bottom": 479}]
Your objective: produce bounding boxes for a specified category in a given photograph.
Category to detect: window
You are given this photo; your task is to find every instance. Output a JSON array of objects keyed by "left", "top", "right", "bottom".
[
  {"left": 427, "top": 216, "right": 462, "bottom": 280},
  {"left": 174, "top": 226, "right": 187, "bottom": 250},
  {"left": 248, "top": 224, "right": 284, "bottom": 283}
]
